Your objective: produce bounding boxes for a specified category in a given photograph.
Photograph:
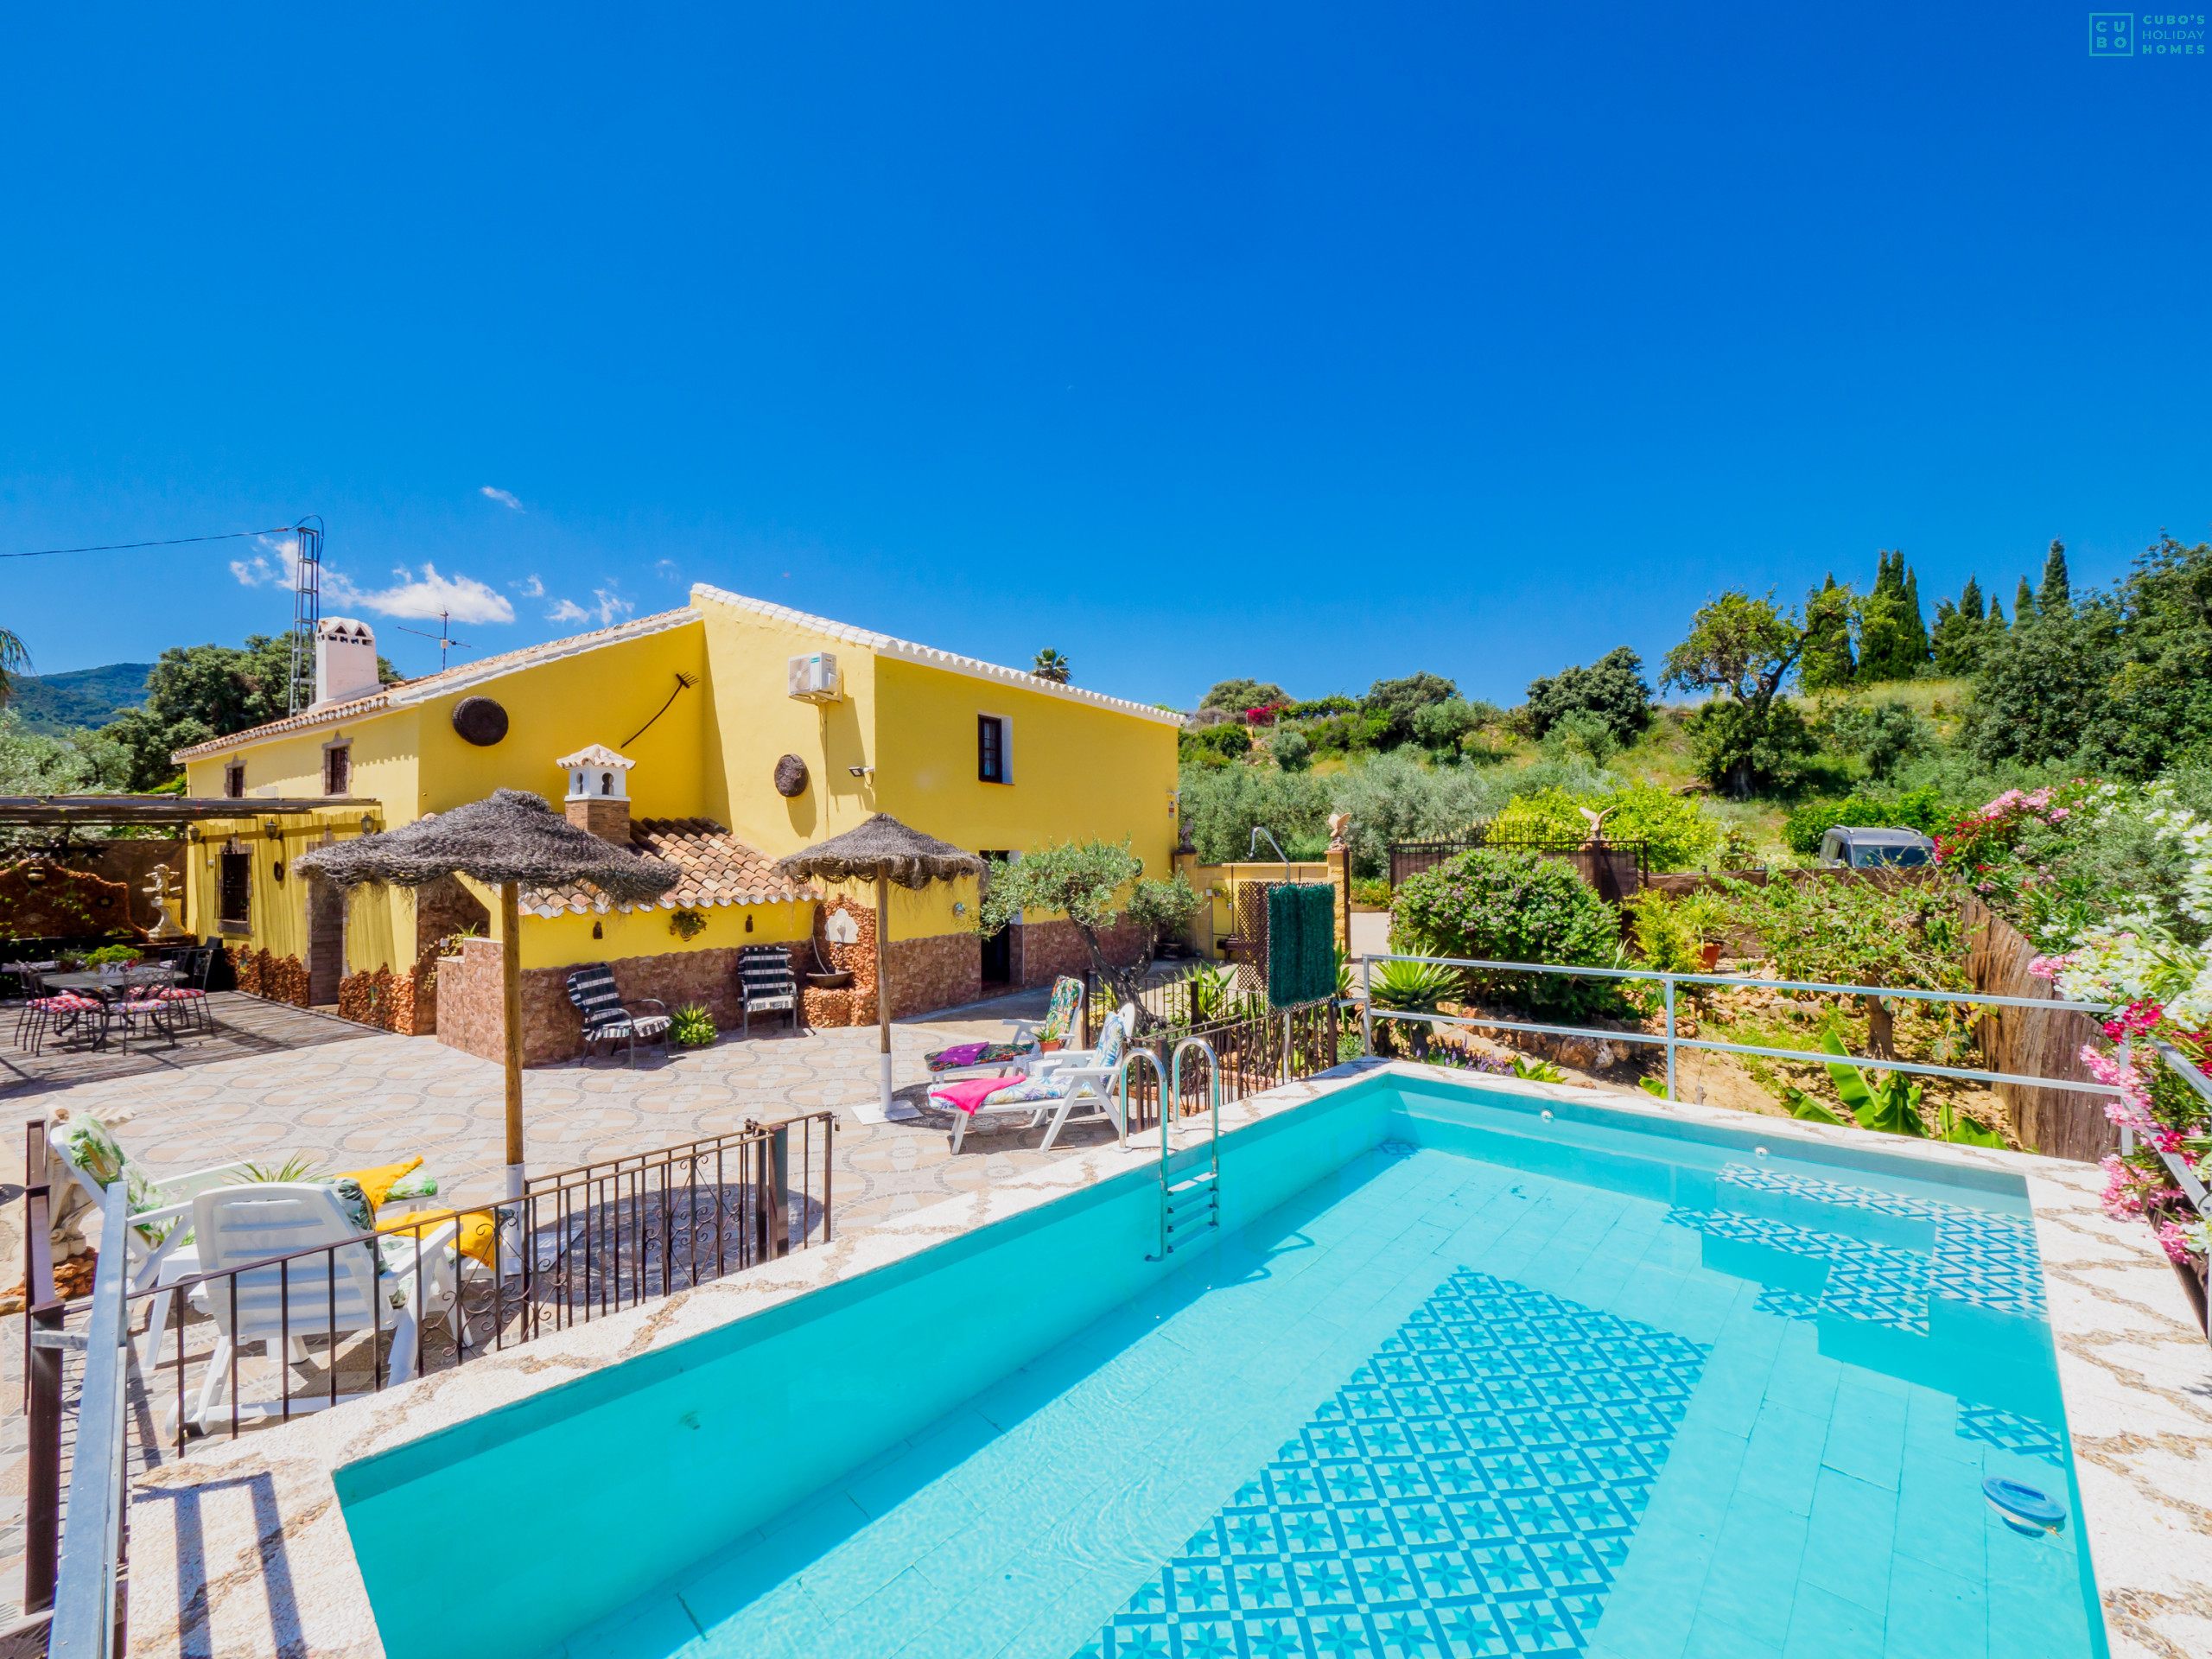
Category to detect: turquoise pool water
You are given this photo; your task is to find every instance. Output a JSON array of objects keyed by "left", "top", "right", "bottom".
[{"left": 339, "top": 1077, "right": 2102, "bottom": 1659}]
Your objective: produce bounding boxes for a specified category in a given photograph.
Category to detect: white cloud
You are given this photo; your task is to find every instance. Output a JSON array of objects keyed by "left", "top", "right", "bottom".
[
  {"left": 480, "top": 486, "right": 524, "bottom": 512},
  {"left": 229, "top": 532, "right": 305, "bottom": 588},
  {"left": 653, "top": 558, "right": 678, "bottom": 581},
  {"left": 334, "top": 563, "right": 517, "bottom": 626},
  {"left": 544, "top": 585, "right": 634, "bottom": 628},
  {"left": 226, "top": 536, "right": 516, "bottom": 626},
  {"left": 512, "top": 574, "right": 546, "bottom": 598}
]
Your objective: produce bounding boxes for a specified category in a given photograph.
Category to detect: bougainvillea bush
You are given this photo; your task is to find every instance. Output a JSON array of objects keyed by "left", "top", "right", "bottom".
[
  {"left": 1389, "top": 848, "right": 1627, "bottom": 1019},
  {"left": 2033, "top": 927, "right": 2212, "bottom": 1262}
]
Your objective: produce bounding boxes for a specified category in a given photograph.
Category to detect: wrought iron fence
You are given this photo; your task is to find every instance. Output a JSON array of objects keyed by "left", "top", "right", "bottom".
[
  {"left": 1106, "top": 999, "right": 1341, "bottom": 1137},
  {"left": 1388, "top": 833, "right": 1649, "bottom": 900},
  {"left": 22, "top": 1115, "right": 836, "bottom": 1621}
]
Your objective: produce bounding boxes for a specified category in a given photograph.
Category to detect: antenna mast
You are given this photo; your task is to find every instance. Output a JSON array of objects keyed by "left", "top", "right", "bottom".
[
  {"left": 396, "top": 609, "right": 471, "bottom": 671},
  {"left": 286, "top": 517, "right": 324, "bottom": 714}
]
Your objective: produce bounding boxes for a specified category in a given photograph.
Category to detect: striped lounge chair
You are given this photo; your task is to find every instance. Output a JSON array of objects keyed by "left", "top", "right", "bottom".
[
  {"left": 564, "top": 964, "right": 671, "bottom": 1066},
  {"left": 924, "top": 976, "right": 1084, "bottom": 1082},
  {"left": 739, "top": 944, "right": 800, "bottom": 1036}
]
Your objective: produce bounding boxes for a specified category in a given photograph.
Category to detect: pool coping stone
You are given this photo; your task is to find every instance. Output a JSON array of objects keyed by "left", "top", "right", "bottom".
[{"left": 121, "top": 1062, "right": 2210, "bottom": 1659}]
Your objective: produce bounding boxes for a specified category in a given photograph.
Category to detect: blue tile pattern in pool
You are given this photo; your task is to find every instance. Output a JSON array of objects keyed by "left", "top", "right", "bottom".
[
  {"left": 1955, "top": 1401, "right": 2065, "bottom": 1466},
  {"left": 1075, "top": 1268, "right": 1709, "bottom": 1659},
  {"left": 1714, "top": 1161, "right": 2046, "bottom": 1320}
]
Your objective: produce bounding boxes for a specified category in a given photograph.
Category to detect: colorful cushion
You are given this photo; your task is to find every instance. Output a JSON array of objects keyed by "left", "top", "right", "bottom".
[
  {"left": 384, "top": 1166, "right": 440, "bottom": 1203},
  {"left": 1040, "top": 976, "right": 1084, "bottom": 1043},
  {"left": 980, "top": 1076, "right": 1066, "bottom": 1108},
  {"left": 49, "top": 1110, "right": 175, "bottom": 1245},
  {"left": 377, "top": 1208, "right": 497, "bottom": 1270},
  {"left": 307, "top": 1176, "right": 378, "bottom": 1238},
  {"left": 925, "top": 1039, "right": 1029, "bottom": 1073},
  {"left": 338, "top": 1156, "right": 425, "bottom": 1209},
  {"left": 158, "top": 987, "right": 207, "bottom": 1001}
]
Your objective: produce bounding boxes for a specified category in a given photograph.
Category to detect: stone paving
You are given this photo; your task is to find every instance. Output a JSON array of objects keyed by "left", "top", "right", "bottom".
[{"left": 0, "top": 982, "right": 1123, "bottom": 1627}]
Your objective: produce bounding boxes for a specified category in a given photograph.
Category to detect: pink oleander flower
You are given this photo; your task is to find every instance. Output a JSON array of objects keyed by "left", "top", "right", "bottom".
[
  {"left": 2156, "top": 1220, "right": 2194, "bottom": 1266},
  {"left": 2029, "top": 955, "right": 2063, "bottom": 981},
  {"left": 2100, "top": 1154, "right": 2145, "bottom": 1217}
]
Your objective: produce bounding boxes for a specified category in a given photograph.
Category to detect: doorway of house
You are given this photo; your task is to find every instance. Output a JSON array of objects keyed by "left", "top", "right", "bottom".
[
  {"left": 978, "top": 850, "right": 1014, "bottom": 987},
  {"left": 307, "top": 873, "right": 346, "bottom": 1007}
]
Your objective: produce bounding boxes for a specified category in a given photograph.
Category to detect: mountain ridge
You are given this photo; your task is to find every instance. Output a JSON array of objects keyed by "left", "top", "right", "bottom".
[{"left": 4, "top": 662, "right": 155, "bottom": 735}]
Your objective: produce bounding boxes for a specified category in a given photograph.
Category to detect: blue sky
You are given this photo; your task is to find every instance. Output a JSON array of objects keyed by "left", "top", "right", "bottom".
[{"left": 3, "top": 4, "right": 2207, "bottom": 705}]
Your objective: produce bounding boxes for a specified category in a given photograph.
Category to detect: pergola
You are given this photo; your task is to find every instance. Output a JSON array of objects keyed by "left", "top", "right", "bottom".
[{"left": 0, "top": 795, "right": 380, "bottom": 828}]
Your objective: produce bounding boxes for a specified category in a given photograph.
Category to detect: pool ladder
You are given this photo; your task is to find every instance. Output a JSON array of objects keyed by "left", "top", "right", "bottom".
[{"left": 1135, "top": 1038, "right": 1221, "bottom": 1262}]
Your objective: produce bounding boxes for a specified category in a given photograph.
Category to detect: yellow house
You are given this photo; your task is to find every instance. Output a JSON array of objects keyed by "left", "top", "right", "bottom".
[{"left": 173, "top": 585, "right": 1182, "bottom": 1063}]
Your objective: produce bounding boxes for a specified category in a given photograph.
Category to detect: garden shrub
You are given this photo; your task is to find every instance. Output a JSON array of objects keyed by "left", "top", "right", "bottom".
[
  {"left": 1783, "top": 785, "right": 1953, "bottom": 855},
  {"left": 1390, "top": 849, "right": 1626, "bottom": 1018},
  {"left": 1490, "top": 783, "right": 1717, "bottom": 871}
]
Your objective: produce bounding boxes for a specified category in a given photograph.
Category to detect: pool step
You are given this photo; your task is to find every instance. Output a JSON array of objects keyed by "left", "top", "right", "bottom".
[{"left": 1148, "top": 1037, "right": 1224, "bottom": 1261}]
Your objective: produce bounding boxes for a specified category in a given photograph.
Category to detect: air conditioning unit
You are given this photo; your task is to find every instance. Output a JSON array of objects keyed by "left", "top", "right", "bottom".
[{"left": 787, "top": 652, "right": 842, "bottom": 703}]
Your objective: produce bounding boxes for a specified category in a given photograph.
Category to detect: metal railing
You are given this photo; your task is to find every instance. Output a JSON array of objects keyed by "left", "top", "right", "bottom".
[
  {"left": 130, "top": 1116, "right": 835, "bottom": 1448},
  {"left": 21, "top": 1116, "right": 837, "bottom": 1626},
  {"left": 2145, "top": 1042, "right": 2212, "bottom": 1211},
  {"left": 51, "top": 1187, "right": 129, "bottom": 1657},
  {"left": 1102, "top": 1000, "right": 1340, "bottom": 1136},
  {"left": 1357, "top": 952, "right": 2122, "bottom": 1106}
]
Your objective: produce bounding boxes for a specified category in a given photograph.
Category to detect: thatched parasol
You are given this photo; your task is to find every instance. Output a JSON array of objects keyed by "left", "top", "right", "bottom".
[
  {"left": 775, "top": 815, "right": 983, "bottom": 1121},
  {"left": 297, "top": 789, "right": 678, "bottom": 1192}
]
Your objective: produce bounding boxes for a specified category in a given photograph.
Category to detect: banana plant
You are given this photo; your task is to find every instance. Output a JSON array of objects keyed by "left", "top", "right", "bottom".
[{"left": 1792, "top": 1033, "right": 2005, "bottom": 1145}]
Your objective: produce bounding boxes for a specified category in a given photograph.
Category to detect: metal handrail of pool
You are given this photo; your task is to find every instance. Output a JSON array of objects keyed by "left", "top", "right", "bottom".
[
  {"left": 50, "top": 1187, "right": 128, "bottom": 1658},
  {"left": 1115, "top": 1048, "right": 1166, "bottom": 1147},
  {"left": 1357, "top": 951, "right": 2123, "bottom": 1106}
]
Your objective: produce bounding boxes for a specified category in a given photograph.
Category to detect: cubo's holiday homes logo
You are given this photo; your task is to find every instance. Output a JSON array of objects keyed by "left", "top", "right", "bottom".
[{"left": 2091, "top": 12, "right": 2208, "bottom": 54}]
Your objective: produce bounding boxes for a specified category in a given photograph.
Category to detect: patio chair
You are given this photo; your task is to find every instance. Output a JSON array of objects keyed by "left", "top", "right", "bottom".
[
  {"left": 16, "top": 991, "right": 99, "bottom": 1056},
  {"left": 923, "top": 976, "right": 1084, "bottom": 1083},
  {"left": 156, "top": 944, "right": 220, "bottom": 1036},
  {"left": 565, "top": 963, "right": 671, "bottom": 1066},
  {"left": 43, "top": 1108, "right": 253, "bottom": 1293},
  {"left": 738, "top": 944, "right": 800, "bottom": 1036},
  {"left": 170, "top": 1181, "right": 467, "bottom": 1433},
  {"left": 3, "top": 961, "right": 57, "bottom": 1007},
  {"left": 931, "top": 1005, "right": 1134, "bottom": 1154}
]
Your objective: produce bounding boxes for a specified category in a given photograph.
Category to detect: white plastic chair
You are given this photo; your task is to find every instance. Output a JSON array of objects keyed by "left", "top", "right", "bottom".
[
  {"left": 172, "top": 1182, "right": 467, "bottom": 1433},
  {"left": 42, "top": 1116, "right": 250, "bottom": 1294},
  {"left": 942, "top": 1005, "right": 1136, "bottom": 1153}
]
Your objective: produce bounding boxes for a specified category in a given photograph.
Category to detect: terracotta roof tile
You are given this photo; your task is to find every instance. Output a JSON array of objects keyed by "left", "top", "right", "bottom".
[{"left": 518, "top": 817, "right": 815, "bottom": 917}]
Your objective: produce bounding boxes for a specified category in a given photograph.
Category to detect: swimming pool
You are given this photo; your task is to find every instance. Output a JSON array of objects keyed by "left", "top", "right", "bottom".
[{"left": 336, "top": 1074, "right": 2103, "bottom": 1659}]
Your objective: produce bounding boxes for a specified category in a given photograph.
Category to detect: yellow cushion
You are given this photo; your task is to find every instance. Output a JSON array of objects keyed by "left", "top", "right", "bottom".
[
  {"left": 338, "top": 1156, "right": 425, "bottom": 1209},
  {"left": 375, "top": 1206, "right": 498, "bottom": 1270}
]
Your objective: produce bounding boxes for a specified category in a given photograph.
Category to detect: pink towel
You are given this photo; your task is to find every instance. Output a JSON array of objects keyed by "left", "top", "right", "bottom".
[{"left": 929, "top": 1077, "right": 1006, "bottom": 1116}]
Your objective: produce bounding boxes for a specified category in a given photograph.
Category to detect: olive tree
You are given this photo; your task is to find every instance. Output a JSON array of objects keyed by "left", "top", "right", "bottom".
[{"left": 972, "top": 840, "right": 1198, "bottom": 1030}]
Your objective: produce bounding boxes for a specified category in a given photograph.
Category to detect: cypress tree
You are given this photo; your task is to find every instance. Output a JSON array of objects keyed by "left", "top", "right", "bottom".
[
  {"left": 1900, "top": 564, "right": 1929, "bottom": 670},
  {"left": 1986, "top": 594, "right": 2006, "bottom": 632},
  {"left": 2016, "top": 575, "right": 2037, "bottom": 626},
  {"left": 2040, "top": 539, "right": 2070, "bottom": 613},
  {"left": 1800, "top": 574, "right": 1856, "bottom": 691},
  {"left": 1960, "top": 575, "right": 1984, "bottom": 623}
]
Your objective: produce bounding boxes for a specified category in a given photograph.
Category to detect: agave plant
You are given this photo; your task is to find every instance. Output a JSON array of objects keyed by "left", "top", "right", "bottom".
[
  {"left": 240, "top": 1153, "right": 326, "bottom": 1183},
  {"left": 1370, "top": 959, "right": 1460, "bottom": 1058}
]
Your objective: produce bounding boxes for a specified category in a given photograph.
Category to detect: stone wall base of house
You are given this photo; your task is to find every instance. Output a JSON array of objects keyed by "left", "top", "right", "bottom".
[
  {"left": 801, "top": 895, "right": 982, "bottom": 1025},
  {"left": 336, "top": 940, "right": 444, "bottom": 1035},
  {"left": 435, "top": 938, "right": 808, "bottom": 1066},
  {"left": 1014, "top": 918, "right": 1145, "bottom": 989},
  {"left": 229, "top": 947, "right": 309, "bottom": 1007}
]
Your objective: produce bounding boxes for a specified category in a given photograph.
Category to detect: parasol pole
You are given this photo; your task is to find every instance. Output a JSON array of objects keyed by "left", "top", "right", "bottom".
[
  {"left": 500, "top": 880, "right": 525, "bottom": 1199},
  {"left": 874, "top": 871, "right": 899, "bottom": 1118}
]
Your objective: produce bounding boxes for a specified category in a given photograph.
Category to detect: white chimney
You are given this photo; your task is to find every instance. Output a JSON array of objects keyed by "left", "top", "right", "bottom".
[{"left": 315, "top": 618, "right": 382, "bottom": 708}]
